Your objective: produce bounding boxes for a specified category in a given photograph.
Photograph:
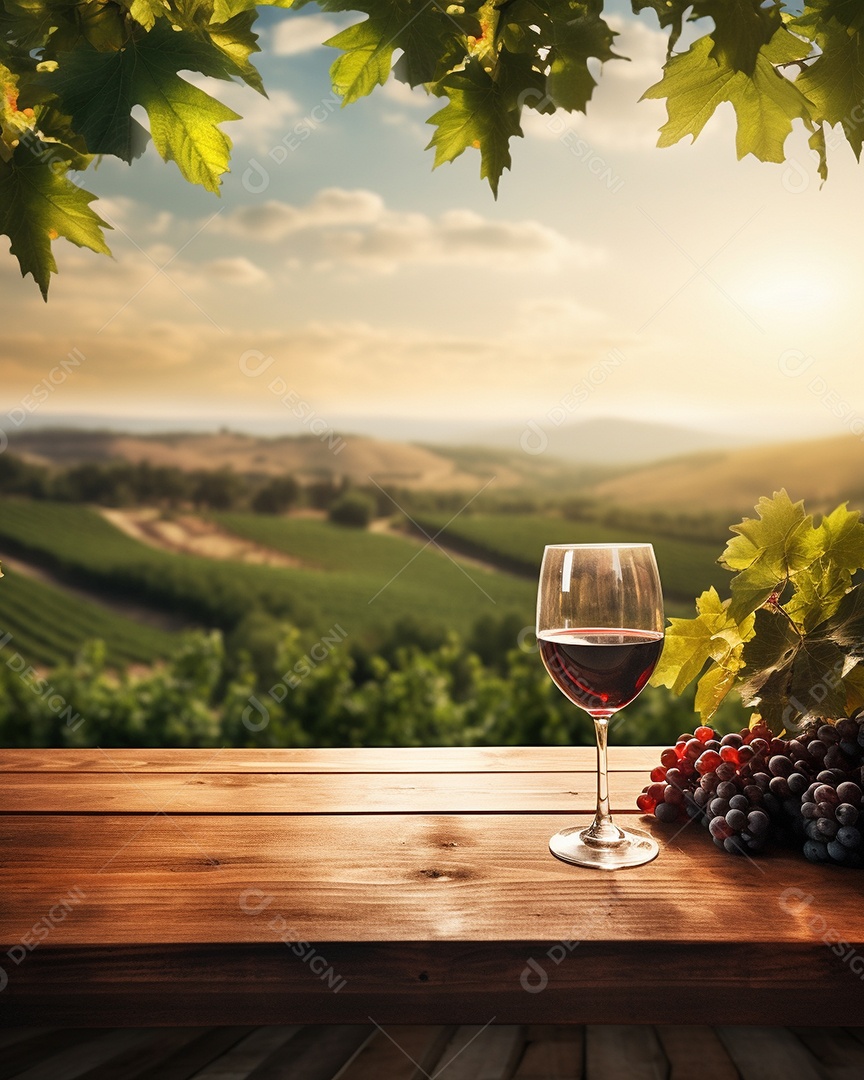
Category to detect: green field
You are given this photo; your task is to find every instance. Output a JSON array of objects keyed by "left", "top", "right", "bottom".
[
  {"left": 0, "top": 565, "right": 178, "bottom": 667},
  {"left": 407, "top": 513, "right": 729, "bottom": 607},
  {"left": 0, "top": 500, "right": 537, "bottom": 641}
]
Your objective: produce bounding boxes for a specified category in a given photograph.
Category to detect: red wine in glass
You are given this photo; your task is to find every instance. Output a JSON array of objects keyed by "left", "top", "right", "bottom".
[
  {"left": 539, "top": 629, "right": 664, "bottom": 714},
  {"left": 537, "top": 543, "right": 665, "bottom": 869}
]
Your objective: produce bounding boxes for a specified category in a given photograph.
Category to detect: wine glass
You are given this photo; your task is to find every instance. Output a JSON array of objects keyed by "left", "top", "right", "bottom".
[{"left": 537, "top": 543, "right": 664, "bottom": 869}]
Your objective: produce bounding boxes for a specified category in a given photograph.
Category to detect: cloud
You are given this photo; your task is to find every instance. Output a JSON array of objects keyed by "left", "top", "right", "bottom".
[
  {"left": 270, "top": 13, "right": 359, "bottom": 56},
  {"left": 214, "top": 189, "right": 604, "bottom": 272}
]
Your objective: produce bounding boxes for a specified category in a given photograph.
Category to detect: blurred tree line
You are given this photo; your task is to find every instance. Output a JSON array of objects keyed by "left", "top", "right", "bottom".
[{"left": 0, "top": 613, "right": 744, "bottom": 749}]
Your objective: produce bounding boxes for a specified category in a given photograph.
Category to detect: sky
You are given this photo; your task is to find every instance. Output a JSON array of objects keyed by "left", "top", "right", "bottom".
[{"left": 1, "top": 4, "right": 862, "bottom": 447}]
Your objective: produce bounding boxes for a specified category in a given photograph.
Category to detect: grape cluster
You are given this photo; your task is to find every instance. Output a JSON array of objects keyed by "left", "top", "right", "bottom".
[{"left": 637, "top": 715, "right": 864, "bottom": 866}]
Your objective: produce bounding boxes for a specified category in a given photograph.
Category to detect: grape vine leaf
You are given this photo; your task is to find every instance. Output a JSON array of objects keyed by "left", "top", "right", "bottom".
[
  {"left": 325, "top": 18, "right": 399, "bottom": 103},
  {"left": 813, "top": 587, "right": 864, "bottom": 657},
  {"left": 796, "top": 16, "right": 864, "bottom": 160},
  {"left": 720, "top": 490, "right": 823, "bottom": 621},
  {"left": 426, "top": 61, "right": 522, "bottom": 197},
  {"left": 641, "top": 28, "right": 815, "bottom": 163},
  {"left": 740, "top": 607, "right": 801, "bottom": 686},
  {"left": 786, "top": 503, "right": 864, "bottom": 629},
  {"left": 0, "top": 143, "right": 111, "bottom": 299},
  {"left": 694, "top": 662, "right": 739, "bottom": 720},
  {"left": 40, "top": 26, "right": 243, "bottom": 191},
  {"left": 545, "top": 5, "right": 621, "bottom": 113},
  {"left": 650, "top": 586, "right": 751, "bottom": 695},
  {"left": 843, "top": 662, "right": 864, "bottom": 715}
]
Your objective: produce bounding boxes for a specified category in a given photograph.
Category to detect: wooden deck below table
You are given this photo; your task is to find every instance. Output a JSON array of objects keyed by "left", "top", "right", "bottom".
[
  {"left": 2, "top": 747, "right": 864, "bottom": 1028},
  {"left": 3, "top": 1024, "right": 864, "bottom": 1079}
]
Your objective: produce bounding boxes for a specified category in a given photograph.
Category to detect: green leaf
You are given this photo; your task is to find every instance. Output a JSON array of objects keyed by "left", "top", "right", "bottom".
[
  {"left": 796, "top": 17, "right": 864, "bottom": 159},
  {"left": 720, "top": 489, "right": 823, "bottom": 621},
  {"left": 740, "top": 607, "right": 801, "bottom": 685},
  {"left": 789, "top": 638, "right": 847, "bottom": 719},
  {"left": 326, "top": 18, "right": 396, "bottom": 103},
  {"left": 843, "top": 663, "right": 864, "bottom": 715},
  {"left": 631, "top": 0, "right": 690, "bottom": 56},
  {"left": 650, "top": 587, "right": 745, "bottom": 694},
  {"left": 642, "top": 29, "right": 815, "bottom": 163},
  {"left": 694, "top": 663, "right": 738, "bottom": 721},
  {"left": 0, "top": 143, "right": 111, "bottom": 298},
  {"left": 813, "top": 587, "right": 864, "bottom": 657},
  {"left": 40, "top": 27, "right": 242, "bottom": 191},
  {"left": 426, "top": 60, "right": 522, "bottom": 197},
  {"left": 693, "top": 0, "right": 783, "bottom": 75},
  {"left": 127, "top": 0, "right": 167, "bottom": 32},
  {"left": 545, "top": 4, "right": 621, "bottom": 113}
]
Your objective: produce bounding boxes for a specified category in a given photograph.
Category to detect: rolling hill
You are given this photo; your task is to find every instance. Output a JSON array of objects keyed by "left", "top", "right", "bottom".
[{"left": 587, "top": 434, "right": 864, "bottom": 515}]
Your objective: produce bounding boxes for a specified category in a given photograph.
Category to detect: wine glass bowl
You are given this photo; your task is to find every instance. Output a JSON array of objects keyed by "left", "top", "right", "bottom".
[{"left": 537, "top": 544, "right": 664, "bottom": 869}]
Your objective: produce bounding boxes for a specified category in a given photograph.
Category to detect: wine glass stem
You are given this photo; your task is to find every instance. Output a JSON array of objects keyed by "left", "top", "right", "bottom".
[{"left": 587, "top": 715, "right": 624, "bottom": 843}]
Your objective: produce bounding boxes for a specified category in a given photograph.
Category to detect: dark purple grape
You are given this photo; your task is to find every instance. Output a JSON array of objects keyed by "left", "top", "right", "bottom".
[
  {"left": 709, "top": 798, "right": 730, "bottom": 817},
  {"left": 693, "top": 788, "right": 710, "bottom": 807},
  {"left": 816, "top": 801, "right": 836, "bottom": 820},
  {"left": 747, "top": 810, "right": 770, "bottom": 835},
  {"left": 801, "top": 801, "right": 819, "bottom": 819},
  {"left": 818, "top": 724, "right": 840, "bottom": 744},
  {"left": 752, "top": 772, "right": 771, "bottom": 790},
  {"left": 816, "top": 817, "right": 838, "bottom": 839},
  {"left": 825, "top": 746, "right": 848, "bottom": 770},
  {"left": 716, "top": 780, "right": 738, "bottom": 801},
  {"left": 700, "top": 772, "right": 720, "bottom": 792},
  {"left": 769, "top": 776, "right": 790, "bottom": 798},
  {"left": 804, "top": 839, "right": 829, "bottom": 862},
  {"left": 809, "top": 741, "right": 829, "bottom": 763},
  {"left": 768, "top": 755, "right": 793, "bottom": 777},
  {"left": 837, "top": 718, "right": 858, "bottom": 740},
  {"left": 837, "top": 782, "right": 862, "bottom": 805},
  {"left": 815, "top": 784, "right": 840, "bottom": 804},
  {"left": 709, "top": 817, "right": 733, "bottom": 840},
  {"left": 729, "top": 794, "right": 749, "bottom": 812},
  {"left": 837, "top": 826, "right": 862, "bottom": 849},
  {"left": 726, "top": 809, "right": 747, "bottom": 831},
  {"left": 836, "top": 803, "right": 859, "bottom": 826},
  {"left": 724, "top": 835, "right": 747, "bottom": 855},
  {"left": 720, "top": 733, "right": 743, "bottom": 748},
  {"left": 716, "top": 762, "right": 737, "bottom": 782},
  {"left": 840, "top": 739, "right": 860, "bottom": 758},
  {"left": 654, "top": 802, "right": 680, "bottom": 823},
  {"left": 827, "top": 840, "right": 849, "bottom": 862},
  {"left": 743, "top": 784, "right": 763, "bottom": 803},
  {"left": 787, "top": 772, "right": 809, "bottom": 797}
]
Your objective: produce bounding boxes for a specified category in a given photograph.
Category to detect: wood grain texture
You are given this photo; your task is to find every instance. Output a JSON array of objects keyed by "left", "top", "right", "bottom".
[
  {"left": 0, "top": 771, "right": 646, "bottom": 814},
  {"left": 655, "top": 1026, "right": 740, "bottom": 1080},
  {"left": 3, "top": 747, "right": 864, "bottom": 1029},
  {"left": 332, "top": 1026, "right": 455, "bottom": 1080},
  {"left": 584, "top": 1027, "right": 667, "bottom": 1080},
  {"left": 716, "top": 1027, "right": 827, "bottom": 1080},
  {"left": 0, "top": 747, "right": 657, "bottom": 774}
]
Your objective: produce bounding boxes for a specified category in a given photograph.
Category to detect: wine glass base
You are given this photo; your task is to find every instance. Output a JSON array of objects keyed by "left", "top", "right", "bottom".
[{"left": 549, "top": 825, "right": 659, "bottom": 870}]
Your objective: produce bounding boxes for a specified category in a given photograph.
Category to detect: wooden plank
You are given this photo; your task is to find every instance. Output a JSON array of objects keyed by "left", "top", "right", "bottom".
[
  {"left": 183, "top": 1027, "right": 301, "bottom": 1080},
  {"left": 0, "top": 1030, "right": 102, "bottom": 1080},
  {"left": 2, "top": 814, "right": 862, "bottom": 948},
  {"left": 584, "top": 1027, "right": 667, "bottom": 1080},
  {"left": 245, "top": 1026, "right": 374, "bottom": 1080},
  {"left": 0, "top": 772, "right": 646, "bottom": 815},
  {"left": 0, "top": 1029, "right": 52, "bottom": 1050},
  {"left": 72, "top": 1029, "right": 218, "bottom": 1080},
  {"left": 655, "top": 1027, "right": 738, "bottom": 1080},
  {"left": 513, "top": 1029, "right": 583, "bottom": 1079},
  {"left": 0, "top": 747, "right": 658, "bottom": 774},
  {"left": 12, "top": 1030, "right": 159, "bottom": 1080},
  {"left": 4, "top": 944, "right": 864, "bottom": 1027},
  {"left": 426, "top": 1025, "right": 524, "bottom": 1080},
  {"left": 791, "top": 1028, "right": 864, "bottom": 1080},
  {"left": 332, "top": 1025, "right": 454, "bottom": 1080},
  {"left": 716, "top": 1027, "right": 824, "bottom": 1080}
]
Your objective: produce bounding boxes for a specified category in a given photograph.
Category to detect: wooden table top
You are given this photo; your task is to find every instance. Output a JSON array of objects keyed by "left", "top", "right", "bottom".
[{"left": 2, "top": 746, "right": 863, "bottom": 1027}]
